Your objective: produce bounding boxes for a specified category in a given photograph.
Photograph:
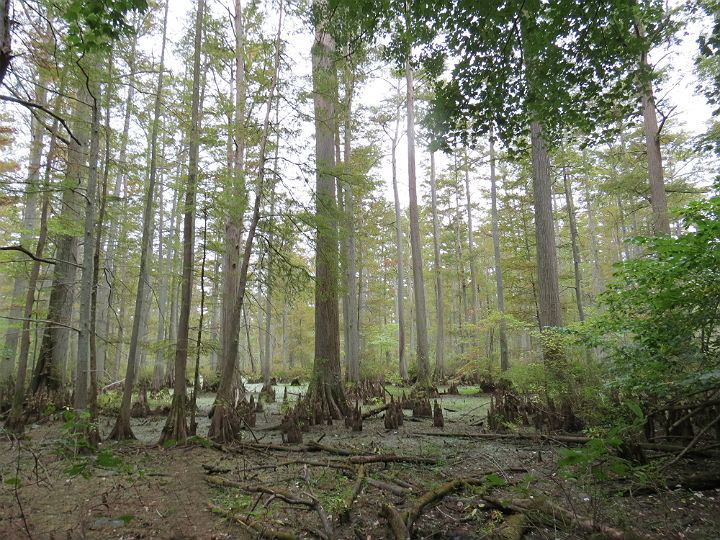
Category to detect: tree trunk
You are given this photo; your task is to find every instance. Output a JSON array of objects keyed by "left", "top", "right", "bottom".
[
  {"left": 159, "top": 0, "right": 205, "bottom": 445},
  {"left": 562, "top": 163, "right": 584, "bottom": 322},
  {"left": 6, "top": 136, "right": 53, "bottom": 431},
  {"left": 489, "top": 135, "right": 509, "bottom": 372},
  {"left": 104, "top": 32, "right": 138, "bottom": 384},
  {"left": 405, "top": 60, "right": 430, "bottom": 388},
  {"left": 636, "top": 21, "right": 670, "bottom": 236},
  {"left": 0, "top": 0, "right": 9, "bottom": 84},
  {"left": 75, "top": 73, "right": 102, "bottom": 411},
  {"left": 463, "top": 150, "right": 478, "bottom": 328},
  {"left": 300, "top": 16, "right": 347, "bottom": 423},
  {"left": 429, "top": 151, "right": 444, "bottom": 380},
  {"left": 214, "top": 0, "right": 247, "bottom": 437},
  {"left": 111, "top": 2, "right": 168, "bottom": 440},
  {"left": 342, "top": 67, "right": 360, "bottom": 384},
  {"left": 1, "top": 82, "right": 46, "bottom": 380},
  {"left": 390, "top": 84, "right": 407, "bottom": 381},
  {"left": 31, "top": 92, "right": 84, "bottom": 396},
  {"left": 530, "top": 121, "right": 562, "bottom": 331},
  {"left": 208, "top": 1, "right": 283, "bottom": 441}
]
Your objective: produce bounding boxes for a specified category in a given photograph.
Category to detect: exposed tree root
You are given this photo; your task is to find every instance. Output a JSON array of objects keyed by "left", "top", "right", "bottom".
[
  {"left": 405, "top": 477, "right": 487, "bottom": 536},
  {"left": 210, "top": 505, "right": 299, "bottom": 540},
  {"left": 107, "top": 413, "right": 136, "bottom": 441},
  {"left": 380, "top": 504, "right": 406, "bottom": 540},
  {"left": 296, "top": 379, "right": 348, "bottom": 427},
  {"left": 207, "top": 397, "right": 246, "bottom": 444},
  {"left": 158, "top": 392, "right": 188, "bottom": 446}
]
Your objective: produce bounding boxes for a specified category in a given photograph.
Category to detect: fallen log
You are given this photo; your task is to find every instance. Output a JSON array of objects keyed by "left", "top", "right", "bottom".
[
  {"left": 348, "top": 454, "right": 437, "bottom": 465},
  {"left": 481, "top": 496, "right": 648, "bottom": 540},
  {"left": 305, "top": 440, "right": 355, "bottom": 455},
  {"left": 362, "top": 402, "right": 389, "bottom": 419},
  {"left": 367, "top": 477, "right": 407, "bottom": 497},
  {"left": 205, "top": 476, "right": 313, "bottom": 507},
  {"left": 405, "top": 477, "right": 487, "bottom": 535}
]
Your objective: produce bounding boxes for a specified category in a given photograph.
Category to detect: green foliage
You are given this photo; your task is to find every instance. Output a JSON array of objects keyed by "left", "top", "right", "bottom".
[
  {"left": 596, "top": 189, "right": 720, "bottom": 396},
  {"left": 63, "top": 0, "right": 149, "bottom": 53},
  {"left": 97, "top": 391, "right": 122, "bottom": 414},
  {"left": 54, "top": 409, "right": 133, "bottom": 479},
  {"left": 558, "top": 403, "right": 650, "bottom": 485}
]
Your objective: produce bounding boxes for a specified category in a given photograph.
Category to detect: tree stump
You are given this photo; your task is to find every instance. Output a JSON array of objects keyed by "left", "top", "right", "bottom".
[{"left": 433, "top": 400, "right": 444, "bottom": 428}]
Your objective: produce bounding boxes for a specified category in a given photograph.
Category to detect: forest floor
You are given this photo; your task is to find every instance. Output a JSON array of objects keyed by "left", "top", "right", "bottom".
[{"left": 0, "top": 384, "right": 718, "bottom": 540}]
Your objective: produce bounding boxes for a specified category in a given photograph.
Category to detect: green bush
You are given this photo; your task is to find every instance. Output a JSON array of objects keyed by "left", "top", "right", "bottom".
[{"left": 596, "top": 187, "right": 720, "bottom": 398}]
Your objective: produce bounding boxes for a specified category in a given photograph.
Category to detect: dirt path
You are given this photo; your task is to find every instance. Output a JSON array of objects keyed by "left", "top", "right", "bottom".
[{"left": 1, "top": 390, "right": 718, "bottom": 539}]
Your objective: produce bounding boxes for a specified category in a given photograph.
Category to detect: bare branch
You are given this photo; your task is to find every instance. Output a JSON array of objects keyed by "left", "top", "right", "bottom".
[{"left": 0, "top": 93, "right": 80, "bottom": 145}]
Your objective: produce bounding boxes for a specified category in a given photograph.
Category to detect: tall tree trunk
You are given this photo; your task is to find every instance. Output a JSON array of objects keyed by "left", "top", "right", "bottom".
[
  {"left": 281, "top": 301, "right": 288, "bottom": 372},
  {"left": 159, "top": 0, "right": 205, "bottom": 445},
  {"left": 636, "top": 21, "right": 670, "bottom": 236},
  {"left": 90, "top": 65, "right": 114, "bottom": 418},
  {"left": 391, "top": 99, "right": 407, "bottom": 381},
  {"left": 1, "top": 82, "right": 46, "bottom": 380},
  {"left": 217, "top": 0, "right": 248, "bottom": 419},
  {"left": 489, "top": 135, "right": 509, "bottom": 372},
  {"left": 342, "top": 67, "right": 360, "bottom": 384},
  {"left": 93, "top": 66, "right": 114, "bottom": 387},
  {"left": 530, "top": 121, "right": 562, "bottom": 331},
  {"left": 562, "top": 163, "right": 584, "bottom": 322},
  {"left": 110, "top": 1, "right": 168, "bottom": 439},
  {"left": 33, "top": 169, "right": 79, "bottom": 393},
  {"left": 151, "top": 168, "right": 168, "bottom": 389},
  {"left": 429, "top": 151, "right": 444, "bottom": 379},
  {"left": 300, "top": 13, "right": 347, "bottom": 422},
  {"left": 190, "top": 210, "right": 208, "bottom": 436},
  {"left": 405, "top": 60, "right": 430, "bottom": 388},
  {"left": 209, "top": 1, "right": 283, "bottom": 441},
  {"left": 104, "top": 32, "right": 138, "bottom": 382},
  {"left": 75, "top": 73, "right": 102, "bottom": 412},
  {"left": 6, "top": 119, "right": 56, "bottom": 429},
  {"left": 5, "top": 183, "right": 50, "bottom": 432},
  {"left": 463, "top": 150, "right": 478, "bottom": 328}
]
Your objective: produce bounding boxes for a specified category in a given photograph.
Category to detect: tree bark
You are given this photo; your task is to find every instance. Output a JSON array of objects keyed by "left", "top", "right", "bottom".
[
  {"left": 301, "top": 15, "right": 347, "bottom": 422},
  {"left": 209, "top": 1, "right": 283, "bottom": 441},
  {"left": 0, "top": 0, "right": 11, "bottom": 85},
  {"left": 636, "top": 21, "right": 670, "bottom": 236},
  {"left": 429, "top": 151, "right": 444, "bottom": 380},
  {"left": 111, "top": 1, "right": 168, "bottom": 439},
  {"left": 159, "top": 0, "right": 205, "bottom": 445},
  {"left": 489, "top": 135, "right": 509, "bottom": 372},
  {"left": 463, "top": 150, "right": 478, "bottom": 328},
  {"left": 530, "top": 121, "right": 562, "bottom": 331},
  {"left": 562, "top": 162, "right": 584, "bottom": 322},
  {"left": 1, "top": 81, "right": 46, "bottom": 380},
  {"left": 405, "top": 60, "right": 430, "bottom": 388},
  {"left": 342, "top": 66, "right": 359, "bottom": 384}
]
